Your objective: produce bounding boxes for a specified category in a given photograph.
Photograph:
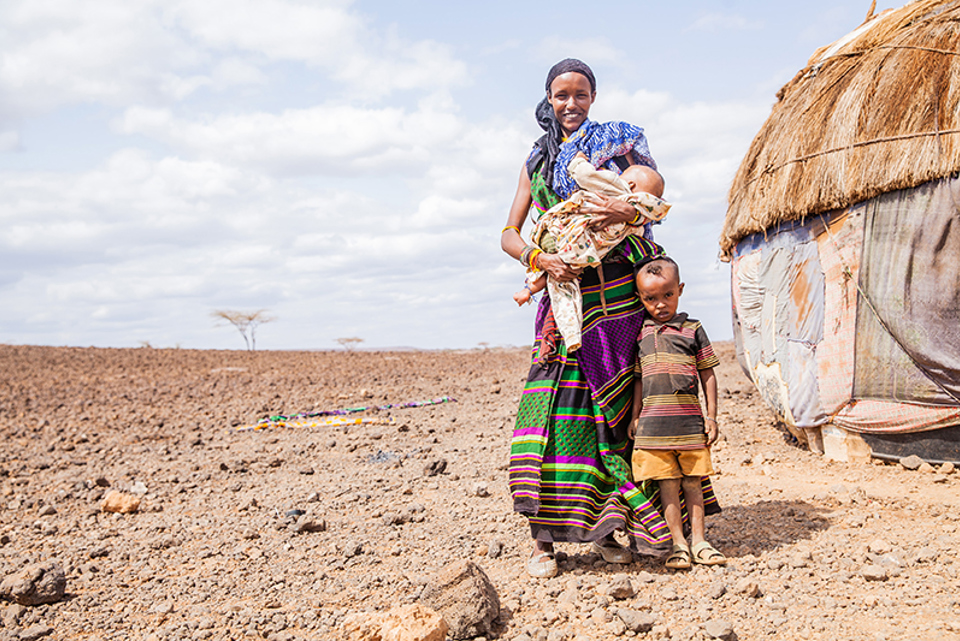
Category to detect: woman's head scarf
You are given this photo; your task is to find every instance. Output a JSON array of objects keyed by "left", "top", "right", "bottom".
[{"left": 533, "top": 59, "right": 596, "bottom": 189}]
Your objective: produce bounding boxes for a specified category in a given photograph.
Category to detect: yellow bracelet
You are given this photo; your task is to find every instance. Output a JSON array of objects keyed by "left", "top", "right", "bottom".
[
  {"left": 502, "top": 225, "right": 520, "bottom": 234},
  {"left": 530, "top": 249, "right": 543, "bottom": 269}
]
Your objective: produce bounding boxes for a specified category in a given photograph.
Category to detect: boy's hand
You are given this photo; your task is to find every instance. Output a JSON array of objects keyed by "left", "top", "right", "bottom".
[
  {"left": 705, "top": 418, "right": 718, "bottom": 445},
  {"left": 628, "top": 418, "right": 637, "bottom": 440}
]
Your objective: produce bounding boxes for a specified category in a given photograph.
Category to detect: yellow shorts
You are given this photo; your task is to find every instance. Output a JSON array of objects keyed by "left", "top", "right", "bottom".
[{"left": 632, "top": 447, "right": 714, "bottom": 481}]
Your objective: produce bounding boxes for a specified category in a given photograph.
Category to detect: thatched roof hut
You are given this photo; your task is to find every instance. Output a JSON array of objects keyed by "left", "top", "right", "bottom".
[
  {"left": 721, "top": 0, "right": 960, "bottom": 260},
  {"left": 721, "top": 0, "right": 960, "bottom": 464}
]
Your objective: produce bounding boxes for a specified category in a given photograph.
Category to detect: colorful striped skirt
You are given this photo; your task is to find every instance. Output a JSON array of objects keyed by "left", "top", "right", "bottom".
[{"left": 509, "top": 243, "right": 719, "bottom": 554}]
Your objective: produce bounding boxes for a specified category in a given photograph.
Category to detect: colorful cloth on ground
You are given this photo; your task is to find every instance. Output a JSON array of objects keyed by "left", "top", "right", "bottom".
[
  {"left": 634, "top": 313, "right": 720, "bottom": 450},
  {"left": 241, "top": 396, "right": 457, "bottom": 431},
  {"left": 238, "top": 416, "right": 396, "bottom": 432},
  {"left": 527, "top": 155, "right": 671, "bottom": 351},
  {"left": 553, "top": 120, "right": 656, "bottom": 200}
]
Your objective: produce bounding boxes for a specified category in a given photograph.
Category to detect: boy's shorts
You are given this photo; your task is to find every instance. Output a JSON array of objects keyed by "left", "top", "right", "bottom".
[{"left": 633, "top": 447, "right": 713, "bottom": 481}]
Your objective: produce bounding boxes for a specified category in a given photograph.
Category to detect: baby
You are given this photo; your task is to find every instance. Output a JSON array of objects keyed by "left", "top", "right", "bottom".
[
  {"left": 513, "top": 154, "right": 670, "bottom": 352},
  {"left": 629, "top": 257, "right": 726, "bottom": 570}
]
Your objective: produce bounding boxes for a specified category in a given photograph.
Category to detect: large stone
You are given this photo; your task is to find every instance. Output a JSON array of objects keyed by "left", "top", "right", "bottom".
[
  {"left": 419, "top": 560, "right": 499, "bottom": 639},
  {"left": 604, "top": 575, "right": 636, "bottom": 600},
  {"left": 616, "top": 608, "right": 656, "bottom": 633},
  {"left": 0, "top": 562, "right": 66, "bottom": 606},
  {"left": 101, "top": 490, "right": 140, "bottom": 514},
  {"left": 899, "top": 455, "right": 924, "bottom": 471},
  {"left": 704, "top": 619, "right": 735, "bottom": 640},
  {"left": 861, "top": 565, "right": 888, "bottom": 582},
  {"left": 344, "top": 604, "right": 448, "bottom": 641}
]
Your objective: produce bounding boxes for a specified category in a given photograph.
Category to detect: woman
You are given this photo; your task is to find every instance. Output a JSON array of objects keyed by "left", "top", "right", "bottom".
[{"left": 502, "top": 59, "right": 717, "bottom": 578}]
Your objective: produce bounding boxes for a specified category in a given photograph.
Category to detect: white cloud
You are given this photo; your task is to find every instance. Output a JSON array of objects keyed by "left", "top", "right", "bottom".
[
  {"left": 118, "top": 97, "right": 465, "bottom": 175},
  {"left": 0, "top": 0, "right": 468, "bottom": 130},
  {"left": 0, "top": 0, "right": 204, "bottom": 114}
]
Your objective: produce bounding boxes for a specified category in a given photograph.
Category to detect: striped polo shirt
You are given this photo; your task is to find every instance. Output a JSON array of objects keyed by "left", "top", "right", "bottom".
[{"left": 634, "top": 312, "right": 720, "bottom": 450}]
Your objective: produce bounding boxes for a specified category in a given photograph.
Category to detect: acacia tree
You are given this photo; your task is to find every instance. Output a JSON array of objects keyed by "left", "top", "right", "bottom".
[
  {"left": 335, "top": 337, "right": 364, "bottom": 351},
  {"left": 212, "top": 309, "right": 275, "bottom": 351}
]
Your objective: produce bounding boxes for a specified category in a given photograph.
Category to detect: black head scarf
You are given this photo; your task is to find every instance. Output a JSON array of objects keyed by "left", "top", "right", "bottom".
[{"left": 529, "top": 59, "right": 596, "bottom": 187}]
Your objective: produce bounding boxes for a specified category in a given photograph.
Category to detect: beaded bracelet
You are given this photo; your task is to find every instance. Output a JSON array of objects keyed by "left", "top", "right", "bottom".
[{"left": 529, "top": 249, "right": 543, "bottom": 270}]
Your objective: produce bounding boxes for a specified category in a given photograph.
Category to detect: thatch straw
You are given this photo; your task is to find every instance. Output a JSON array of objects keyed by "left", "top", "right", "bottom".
[{"left": 720, "top": 0, "right": 960, "bottom": 260}]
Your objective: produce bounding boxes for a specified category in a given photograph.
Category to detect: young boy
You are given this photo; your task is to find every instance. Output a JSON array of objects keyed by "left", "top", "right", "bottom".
[
  {"left": 513, "top": 154, "right": 670, "bottom": 351},
  {"left": 629, "top": 257, "right": 726, "bottom": 569}
]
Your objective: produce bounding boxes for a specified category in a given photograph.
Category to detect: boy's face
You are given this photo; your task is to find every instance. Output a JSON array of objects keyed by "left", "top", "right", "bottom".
[{"left": 637, "top": 271, "right": 683, "bottom": 324}]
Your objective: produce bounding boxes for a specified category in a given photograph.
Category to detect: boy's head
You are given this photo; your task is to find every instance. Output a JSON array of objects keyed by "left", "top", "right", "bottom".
[
  {"left": 621, "top": 165, "right": 664, "bottom": 198},
  {"left": 636, "top": 257, "right": 683, "bottom": 324}
]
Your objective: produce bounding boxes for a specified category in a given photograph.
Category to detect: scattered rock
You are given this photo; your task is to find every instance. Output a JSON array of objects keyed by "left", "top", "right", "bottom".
[
  {"left": 940, "top": 462, "right": 955, "bottom": 475},
  {"left": 424, "top": 460, "right": 447, "bottom": 477},
  {"left": 616, "top": 609, "right": 656, "bottom": 633},
  {"left": 706, "top": 584, "right": 727, "bottom": 600},
  {"left": 0, "top": 562, "right": 67, "bottom": 605},
  {"left": 734, "top": 579, "right": 761, "bottom": 598},
  {"left": 100, "top": 490, "right": 140, "bottom": 514},
  {"left": 604, "top": 575, "right": 636, "bottom": 600},
  {"left": 899, "top": 455, "right": 924, "bottom": 471},
  {"left": 861, "top": 565, "right": 888, "bottom": 582},
  {"left": 472, "top": 483, "right": 489, "bottom": 497},
  {"left": 342, "top": 540, "right": 363, "bottom": 558},
  {"left": 17, "top": 625, "right": 54, "bottom": 641},
  {"left": 868, "top": 539, "right": 892, "bottom": 555},
  {"left": 292, "top": 514, "right": 327, "bottom": 533},
  {"left": 419, "top": 560, "right": 499, "bottom": 640},
  {"left": 344, "top": 603, "right": 448, "bottom": 641},
  {"left": 704, "top": 619, "right": 735, "bottom": 640},
  {"left": 918, "top": 462, "right": 936, "bottom": 474}
]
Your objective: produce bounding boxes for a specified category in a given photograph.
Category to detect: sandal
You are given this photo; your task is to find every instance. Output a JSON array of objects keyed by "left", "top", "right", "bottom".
[
  {"left": 527, "top": 551, "right": 558, "bottom": 578},
  {"left": 691, "top": 541, "right": 727, "bottom": 566},
  {"left": 591, "top": 537, "right": 633, "bottom": 564},
  {"left": 664, "top": 544, "right": 692, "bottom": 570}
]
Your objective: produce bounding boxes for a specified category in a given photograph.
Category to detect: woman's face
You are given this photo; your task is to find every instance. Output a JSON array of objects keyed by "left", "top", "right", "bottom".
[{"left": 548, "top": 72, "right": 595, "bottom": 137}]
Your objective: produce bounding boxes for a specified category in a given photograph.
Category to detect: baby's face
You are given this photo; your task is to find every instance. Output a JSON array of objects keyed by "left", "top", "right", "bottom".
[{"left": 637, "top": 272, "right": 683, "bottom": 324}]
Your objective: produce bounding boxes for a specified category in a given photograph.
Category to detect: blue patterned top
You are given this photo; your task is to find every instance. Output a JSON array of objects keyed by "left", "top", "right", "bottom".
[{"left": 552, "top": 120, "right": 657, "bottom": 200}]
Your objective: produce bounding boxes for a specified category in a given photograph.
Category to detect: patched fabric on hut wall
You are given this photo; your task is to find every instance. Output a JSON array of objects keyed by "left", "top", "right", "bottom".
[
  {"left": 815, "top": 206, "right": 864, "bottom": 413},
  {"left": 855, "top": 176, "right": 960, "bottom": 405},
  {"left": 730, "top": 178, "right": 960, "bottom": 436},
  {"left": 732, "top": 222, "right": 826, "bottom": 429}
]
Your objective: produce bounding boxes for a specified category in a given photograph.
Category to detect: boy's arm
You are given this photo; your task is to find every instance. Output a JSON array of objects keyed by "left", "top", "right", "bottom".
[
  {"left": 700, "top": 367, "right": 718, "bottom": 445},
  {"left": 628, "top": 376, "right": 643, "bottom": 440}
]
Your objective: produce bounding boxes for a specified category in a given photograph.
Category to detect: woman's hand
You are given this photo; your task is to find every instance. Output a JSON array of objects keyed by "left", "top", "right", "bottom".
[
  {"left": 538, "top": 253, "right": 581, "bottom": 283},
  {"left": 581, "top": 193, "right": 637, "bottom": 231}
]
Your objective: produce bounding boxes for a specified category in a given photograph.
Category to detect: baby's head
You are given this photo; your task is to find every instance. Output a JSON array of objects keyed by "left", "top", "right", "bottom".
[
  {"left": 621, "top": 165, "right": 664, "bottom": 198},
  {"left": 636, "top": 256, "right": 683, "bottom": 324}
]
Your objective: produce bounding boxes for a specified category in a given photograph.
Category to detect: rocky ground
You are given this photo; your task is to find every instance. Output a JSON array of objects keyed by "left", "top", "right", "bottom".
[{"left": 0, "top": 342, "right": 959, "bottom": 641}]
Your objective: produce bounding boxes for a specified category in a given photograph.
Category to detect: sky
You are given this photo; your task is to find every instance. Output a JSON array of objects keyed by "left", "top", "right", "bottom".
[{"left": 0, "top": 0, "right": 896, "bottom": 351}]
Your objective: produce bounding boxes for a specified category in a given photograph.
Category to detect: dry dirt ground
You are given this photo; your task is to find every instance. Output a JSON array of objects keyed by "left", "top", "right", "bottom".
[{"left": 0, "top": 342, "right": 959, "bottom": 641}]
